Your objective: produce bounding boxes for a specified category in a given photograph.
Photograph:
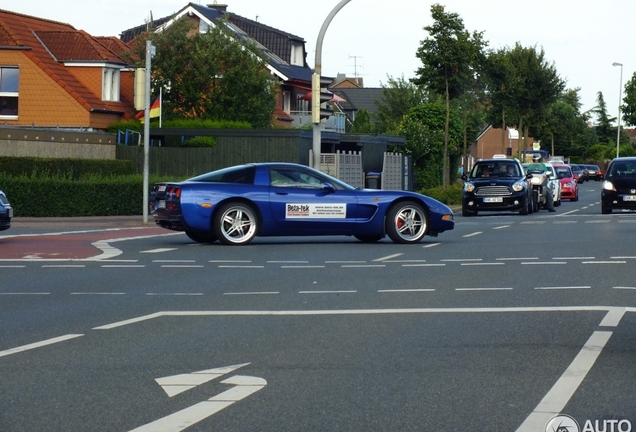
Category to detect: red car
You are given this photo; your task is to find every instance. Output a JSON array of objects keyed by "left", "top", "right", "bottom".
[{"left": 554, "top": 164, "right": 578, "bottom": 201}]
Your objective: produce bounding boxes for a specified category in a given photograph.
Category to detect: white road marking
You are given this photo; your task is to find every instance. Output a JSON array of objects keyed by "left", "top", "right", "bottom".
[
  {"left": 534, "top": 286, "right": 591, "bottom": 290},
  {"left": 374, "top": 253, "right": 403, "bottom": 262},
  {"left": 209, "top": 260, "right": 252, "bottom": 263},
  {"left": 41, "top": 264, "right": 85, "bottom": 268},
  {"left": 520, "top": 221, "right": 546, "bottom": 224},
  {"left": 223, "top": 291, "right": 279, "bottom": 296},
  {"left": 441, "top": 258, "right": 482, "bottom": 262},
  {"left": 160, "top": 265, "right": 205, "bottom": 268},
  {"left": 267, "top": 260, "right": 309, "bottom": 263},
  {"left": 217, "top": 265, "right": 265, "bottom": 268},
  {"left": 0, "top": 292, "right": 50, "bottom": 295},
  {"left": 152, "top": 259, "right": 196, "bottom": 263},
  {"left": 0, "top": 265, "right": 25, "bottom": 268},
  {"left": 155, "top": 363, "right": 250, "bottom": 397},
  {"left": 423, "top": 242, "right": 441, "bottom": 248},
  {"left": 378, "top": 289, "right": 435, "bottom": 293},
  {"left": 70, "top": 292, "right": 125, "bottom": 295},
  {"left": 384, "top": 260, "right": 427, "bottom": 263},
  {"left": 515, "top": 331, "right": 613, "bottom": 432},
  {"left": 552, "top": 256, "right": 594, "bottom": 260},
  {"left": 401, "top": 263, "right": 446, "bottom": 267},
  {"left": 613, "top": 286, "right": 636, "bottom": 290},
  {"left": 463, "top": 231, "right": 482, "bottom": 237},
  {"left": 94, "top": 307, "right": 636, "bottom": 330},
  {"left": 455, "top": 287, "right": 513, "bottom": 291},
  {"left": 553, "top": 220, "right": 577, "bottom": 223},
  {"left": 555, "top": 209, "right": 579, "bottom": 216},
  {"left": 611, "top": 256, "right": 636, "bottom": 259},
  {"left": 101, "top": 265, "right": 145, "bottom": 268},
  {"left": 298, "top": 290, "right": 357, "bottom": 294},
  {"left": 146, "top": 293, "right": 203, "bottom": 296},
  {"left": 599, "top": 308, "right": 626, "bottom": 327},
  {"left": 325, "top": 260, "right": 366, "bottom": 264},
  {"left": 492, "top": 225, "right": 510, "bottom": 230},
  {"left": 341, "top": 264, "right": 386, "bottom": 268},
  {"left": 0, "top": 334, "right": 83, "bottom": 358},
  {"left": 497, "top": 257, "right": 538, "bottom": 261},
  {"left": 86, "top": 232, "right": 183, "bottom": 261},
  {"left": 141, "top": 248, "right": 178, "bottom": 253},
  {"left": 585, "top": 220, "right": 610, "bottom": 223},
  {"left": 582, "top": 260, "right": 626, "bottom": 264},
  {"left": 460, "top": 262, "right": 505, "bottom": 266},
  {"left": 521, "top": 262, "right": 566, "bottom": 265}
]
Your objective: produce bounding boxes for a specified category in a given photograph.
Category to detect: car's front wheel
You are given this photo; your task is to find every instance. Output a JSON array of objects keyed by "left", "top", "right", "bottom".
[
  {"left": 385, "top": 201, "right": 428, "bottom": 244},
  {"left": 214, "top": 202, "right": 258, "bottom": 245}
]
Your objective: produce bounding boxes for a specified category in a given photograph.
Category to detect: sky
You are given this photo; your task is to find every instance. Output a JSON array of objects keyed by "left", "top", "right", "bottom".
[{"left": 6, "top": 0, "right": 633, "bottom": 121}]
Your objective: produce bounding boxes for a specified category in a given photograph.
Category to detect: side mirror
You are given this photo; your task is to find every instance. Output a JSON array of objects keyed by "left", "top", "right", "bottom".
[
  {"left": 323, "top": 183, "right": 335, "bottom": 192},
  {"left": 526, "top": 173, "right": 533, "bottom": 179},
  {"left": 461, "top": 174, "right": 467, "bottom": 181}
]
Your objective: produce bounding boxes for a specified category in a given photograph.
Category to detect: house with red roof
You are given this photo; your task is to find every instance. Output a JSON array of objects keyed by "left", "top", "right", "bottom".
[{"left": 0, "top": 8, "right": 136, "bottom": 130}]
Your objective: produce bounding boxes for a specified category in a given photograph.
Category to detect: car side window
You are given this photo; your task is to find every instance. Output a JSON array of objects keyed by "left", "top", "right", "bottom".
[{"left": 269, "top": 168, "right": 325, "bottom": 188}]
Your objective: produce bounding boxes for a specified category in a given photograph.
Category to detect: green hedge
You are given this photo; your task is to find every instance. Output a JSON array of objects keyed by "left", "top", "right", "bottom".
[
  {"left": 419, "top": 184, "right": 462, "bottom": 206},
  {"left": 0, "top": 174, "right": 178, "bottom": 217},
  {"left": 0, "top": 156, "right": 134, "bottom": 180}
]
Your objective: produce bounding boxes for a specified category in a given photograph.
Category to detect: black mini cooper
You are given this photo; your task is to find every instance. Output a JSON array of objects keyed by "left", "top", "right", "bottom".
[{"left": 461, "top": 158, "right": 533, "bottom": 216}]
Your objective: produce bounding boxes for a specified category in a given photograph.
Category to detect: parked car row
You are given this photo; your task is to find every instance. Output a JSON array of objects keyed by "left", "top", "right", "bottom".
[{"left": 569, "top": 163, "right": 603, "bottom": 183}]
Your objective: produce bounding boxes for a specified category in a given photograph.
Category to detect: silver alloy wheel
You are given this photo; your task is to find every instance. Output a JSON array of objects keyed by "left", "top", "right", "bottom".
[
  {"left": 215, "top": 203, "right": 258, "bottom": 245},
  {"left": 386, "top": 202, "right": 428, "bottom": 243}
]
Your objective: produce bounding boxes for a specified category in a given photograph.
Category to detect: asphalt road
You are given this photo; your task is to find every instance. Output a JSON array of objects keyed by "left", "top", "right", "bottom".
[{"left": 1, "top": 180, "right": 635, "bottom": 432}]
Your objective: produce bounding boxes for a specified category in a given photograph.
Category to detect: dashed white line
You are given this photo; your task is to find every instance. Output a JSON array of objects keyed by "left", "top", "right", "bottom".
[
  {"left": 42, "top": 265, "right": 86, "bottom": 268},
  {"left": 374, "top": 253, "right": 403, "bottom": 262},
  {"left": 463, "top": 231, "right": 483, "bottom": 237},
  {"left": 70, "top": 292, "right": 125, "bottom": 295},
  {"left": 402, "top": 263, "right": 446, "bottom": 267},
  {"left": 614, "top": 286, "right": 636, "bottom": 290},
  {"left": 218, "top": 265, "right": 265, "bottom": 269},
  {"left": 461, "top": 262, "right": 505, "bottom": 266},
  {"left": 534, "top": 286, "right": 591, "bottom": 290},
  {"left": 582, "top": 261, "right": 626, "bottom": 264},
  {"left": 492, "top": 225, "right": 510, "bottom": 230},
  {"left": 152, "top": 259, "right": 196, "bottom": 263},
  {"left": 378, "top": 289, "right": 435, "bottom": 293},
  {"left": 298, "top": 290, "right": 357, "bottom": 294},
  {"left": 280, "top": 265, "right": 324, "bottom": 269},
  {"left": 552, "top": 257, "right": 594, "bottom": 260},
  {"left": 441, "top": 258, "right": 482, "bottom": 262},
  {"left": 146, "top": 293, "right": 204, "bottom": 296},
  {"left": 497, "top": 257, "right": 538, "bottom": 261},
  {"left": 455, "top": 287, "right": 513, "bottom": 291},
  {"left": 521, "top": 262, "right": 566, "bottom": 265},
  {"left": 267, "top": 260, "right": 309, "bottom": 263},
  {"left": 223, "top": 292, "right": 280, "bottom": 296},
  {"left": 0, "top": 292, "right": 50, "bottom": 295},
  {"left": 341, "top": 264, "right": 386, "bottom": 268},
  {"left": 141, "top": 248, "right": 178, "bottom": 253},
  {"left": 423, "top": 242, "right": 441, "bottom": 248},
  {"left": 160, "top": 265, "right": 205, "bottom": 268}
]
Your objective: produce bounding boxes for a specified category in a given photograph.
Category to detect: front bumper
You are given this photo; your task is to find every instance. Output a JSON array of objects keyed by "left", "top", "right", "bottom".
[
  {"left": 601, "top": 191, "right": 636, "bottom": 210},
  {"left": 462, "top": 191, "right": 527, "bottom": 212}
]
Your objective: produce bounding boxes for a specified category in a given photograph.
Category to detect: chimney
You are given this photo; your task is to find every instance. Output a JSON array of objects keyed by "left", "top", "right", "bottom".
[{"left": 207, "top": 3, "right": 228, "bottom": 13}]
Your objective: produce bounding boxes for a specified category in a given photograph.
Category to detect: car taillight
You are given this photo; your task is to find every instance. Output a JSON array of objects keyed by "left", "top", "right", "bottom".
[{"left": 167, "top": 187, "right": 181, "bottom": 199}]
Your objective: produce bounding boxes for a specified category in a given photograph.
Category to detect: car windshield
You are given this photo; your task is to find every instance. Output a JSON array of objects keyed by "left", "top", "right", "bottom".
[
  {"left": 471, "top": 162, "right": 519, "bottom": 178},
  {"left": 555, "top": 167, "right": 572, "bottom": 179},
  {"left": 525, "top": 163, "right": 546, "bottom": 174},
  {"left": 608, "top": 161, "right": 636, "bottom": 178}
]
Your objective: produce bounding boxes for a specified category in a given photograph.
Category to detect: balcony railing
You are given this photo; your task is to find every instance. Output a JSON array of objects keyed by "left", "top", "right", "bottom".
[{"left": 289, "top": 111, "right": 346, "bottom": 133}]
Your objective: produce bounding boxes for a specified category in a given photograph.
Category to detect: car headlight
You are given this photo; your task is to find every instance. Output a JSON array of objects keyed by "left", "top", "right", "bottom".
[
  {"left": 512, "top": 181, "right": 525, "bottom": 192},
  {"left": 603, "top": 181, "right": 615, "bottom": 191},
  {"left": 464, "top": 182, "right": 475, "bottom": 193}
]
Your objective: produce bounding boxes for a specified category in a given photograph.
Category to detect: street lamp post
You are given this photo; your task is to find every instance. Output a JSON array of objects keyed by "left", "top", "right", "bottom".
[
  {"left": 311, "top": 0, "right": 352, "bottom": 169},
  {"left": 612, "top": 62, "right": 623, "bottom": 158}
]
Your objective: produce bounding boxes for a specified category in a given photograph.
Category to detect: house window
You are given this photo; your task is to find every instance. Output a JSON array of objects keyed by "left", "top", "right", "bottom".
[
  {"left": 283, "top": 91, "right": 291, "bottom": 113},
  {"left": 290, "top": 42, "right": 304, "bottom": 67},
  {"left": 102, "top": 67, "right": 120, "bottom": 102},
  {"left": 0, "top": 66, "right": 19, "bottom": 117}
]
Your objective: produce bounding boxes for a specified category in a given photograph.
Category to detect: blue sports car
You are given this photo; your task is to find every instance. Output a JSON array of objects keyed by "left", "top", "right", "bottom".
[{"left": 150, "top": 163, "right": 454, "bottom": 245}]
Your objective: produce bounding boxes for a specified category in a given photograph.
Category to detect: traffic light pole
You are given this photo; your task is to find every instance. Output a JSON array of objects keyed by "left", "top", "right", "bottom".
[{"left": 311, "top": 0, "right": 352, "bottom": 169}]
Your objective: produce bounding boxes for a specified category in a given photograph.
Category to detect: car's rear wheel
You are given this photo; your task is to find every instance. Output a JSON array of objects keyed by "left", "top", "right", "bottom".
[
  {"left": 214, "top": 202, "right": 258, "bottom": 245},
  {"left": 386, "top": 201, "right": 428, "bottom": 244},
  {"left": 354, "top": 234, "right": 384, "bottom": 243},
  {"left": 185, "top": 231, "right": 217, "bottom": 243}
]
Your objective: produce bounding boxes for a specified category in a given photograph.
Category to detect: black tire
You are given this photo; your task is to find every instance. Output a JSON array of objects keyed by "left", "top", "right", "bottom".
[
  {"left": 385, "top": 201, "right": 428, "bottom": 244},
  {"left": 354, "top": 235, "right": 384, "bottom": 243},
  {"left": 461, "top": 205, "right": 475, "bottom": 217},
  {"left": 214, "top": 202, "right": 258, "bottom": 245},
  {"left": 572, "top": 194, "right": 579, "bottom": 202},
  {"left": 185, "top": 231, "right": 217, "bottom": 243},
  {"left": 532, "top": 190, "right": 539, "bottom": 212},
  {"left": 520, "top": 196, "right": 529, "bottom": 215},
  {"left": 601, "top": 205, "right": 612, "bottom": 214}
]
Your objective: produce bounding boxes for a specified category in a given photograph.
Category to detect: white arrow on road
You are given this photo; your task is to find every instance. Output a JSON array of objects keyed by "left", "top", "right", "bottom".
[{"left": 129, "top": 363, "right": 267, "bottom": 432}]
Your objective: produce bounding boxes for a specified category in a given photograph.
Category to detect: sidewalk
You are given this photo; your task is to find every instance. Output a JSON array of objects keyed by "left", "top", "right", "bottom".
[{"left": 11, "top": 215, "right": 156, "bottom": 228}]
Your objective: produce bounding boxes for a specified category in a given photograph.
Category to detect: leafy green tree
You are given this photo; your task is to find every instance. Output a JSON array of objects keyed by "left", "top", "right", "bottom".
[
  {"left": 374, "top": 75, "right": 428, "bottom": 135},
  {"left": 398, "top": 102, "right": 463, "bottom": 189},
  {"left": 125, "top": 17, "right": 277, "bottom": 128},
  {"left": 621, "top": 72, "right": 636, "bottom": 127},
  {"left": 349, "top": 109, "right": 375, "bottom": 134},
  {"left": 413, "top": 4, "right": 486, "bottom": 188}
]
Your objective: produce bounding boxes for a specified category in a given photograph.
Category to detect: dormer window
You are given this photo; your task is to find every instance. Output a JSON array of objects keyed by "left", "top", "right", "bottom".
[
  {"left": 290, "top": 42, "right": 304, "bottom": 67},
  {"left": 102, "top": 67, "right": 120, "bottom": 102},
  {"left": 0, "top": 66, "right": 19, "bottom": 118}
]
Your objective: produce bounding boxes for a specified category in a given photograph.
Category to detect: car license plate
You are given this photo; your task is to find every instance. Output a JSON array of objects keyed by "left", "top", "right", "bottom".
[
  {"left": 158, "top": 200, "right": 166, "bottom": 209},
  {"left": 483, "top": 197, "right": 503, "bottom": 203},
  {"left": 158, "top": 185, "right": 166, "bottom": 192},
  {"left": 623, "top": 195, "right": 636, "bottom": 201}
]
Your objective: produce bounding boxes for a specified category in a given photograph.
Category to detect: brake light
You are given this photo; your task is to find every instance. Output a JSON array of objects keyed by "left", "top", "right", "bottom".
[{"left": 167, "top": 186, "right": 181, "bottom": 199}]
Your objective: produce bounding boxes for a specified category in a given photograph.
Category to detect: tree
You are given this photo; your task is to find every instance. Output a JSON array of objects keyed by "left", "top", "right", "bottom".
[
  {"left": 125, "top": 17, "right": 277, "bottom": 128},
  {"left": 413, "top": 4, "right": 486, "bottom": 188},
  {"left": 593, "top": 91, "right": 616, "bottom": 144},
  {"left": 374, "top": 75, "right": 428, "bottom": 135},
  {"left": 398, "top": 102, "right": 463, "bottom": 189},
  {"left": 621, "top": 72, "right": 636, "bottom": 127}
]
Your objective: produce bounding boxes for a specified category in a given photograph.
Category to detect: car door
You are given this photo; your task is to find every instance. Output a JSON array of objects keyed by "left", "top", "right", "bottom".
[{"left": 267, "top": 166, "right": 358, "bottom": 234}]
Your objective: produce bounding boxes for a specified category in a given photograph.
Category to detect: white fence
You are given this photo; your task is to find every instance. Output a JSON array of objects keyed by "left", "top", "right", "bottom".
[{"left": 381, "top": 152, "right": 403, "bottom": 190}]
